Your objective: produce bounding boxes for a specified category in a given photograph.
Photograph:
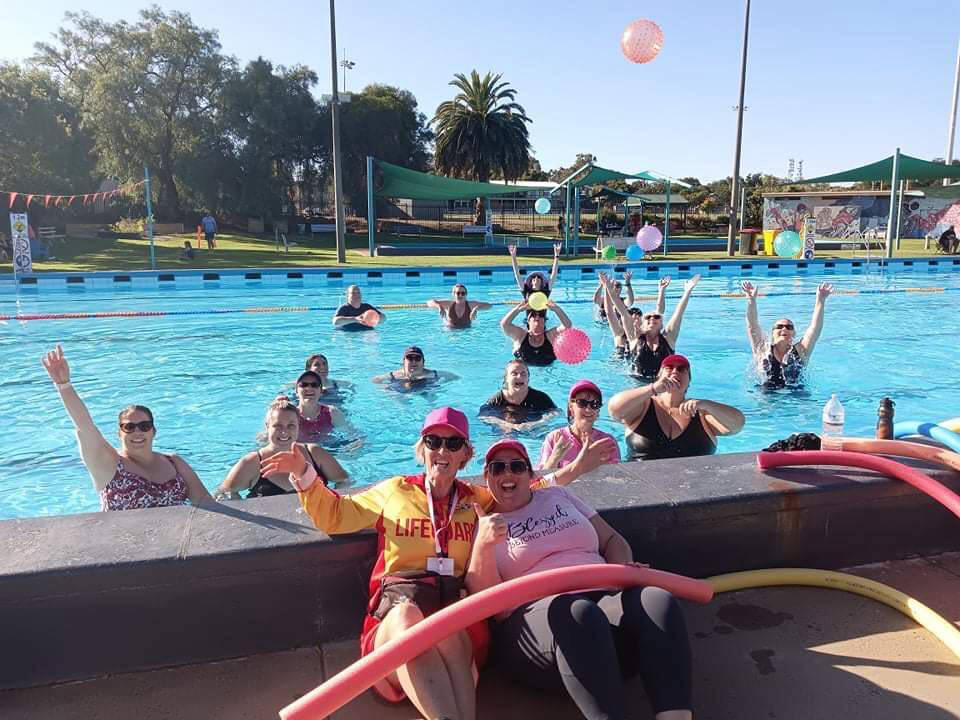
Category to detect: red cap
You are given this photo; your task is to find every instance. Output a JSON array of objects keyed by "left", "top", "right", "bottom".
[
  {"left": 568, "top": 380, "right": 602, "bottom": 402},
  {"left": 484, "top": 439, "right": 532, "bottom": 466},
  {"left": 421, "top": 407, "right": 469, "bottom": 439},
  {"left": 661, "top": 354, "right": 691, "bottom": 371}
]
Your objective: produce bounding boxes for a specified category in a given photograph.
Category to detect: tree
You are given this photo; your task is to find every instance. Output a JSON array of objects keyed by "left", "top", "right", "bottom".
[
  {"left": 34, "top": 8, "right": 233, "bottom": 219},
  {"left": 432, "top": 70, "right": 532, "bottom": 222},
  {"left": 548, "top": 153, "right": 597, "bottom": 183}
]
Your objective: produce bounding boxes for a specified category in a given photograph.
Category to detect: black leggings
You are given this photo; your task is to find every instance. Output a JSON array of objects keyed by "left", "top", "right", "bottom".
[{"left": 493, "top": 587, "right": 691, "bottom": 719}]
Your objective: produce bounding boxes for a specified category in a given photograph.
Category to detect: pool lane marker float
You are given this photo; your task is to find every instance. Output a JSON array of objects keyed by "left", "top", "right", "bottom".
[
  {"left": 277, "top": 565, "right": 713, "bottom": 720},
  {"left": 894, "top": 421, "right": 960, "bottom": 455},
  {"left": 757, "top": 449, "right": 960, "bottom": 520},
  {"left": 707, "top": 568, "right": 960, "bottom": 660}
]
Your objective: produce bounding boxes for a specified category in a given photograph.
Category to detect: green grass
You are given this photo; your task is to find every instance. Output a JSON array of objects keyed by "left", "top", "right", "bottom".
[{"left": 1, "top": 232, "right": 942, "bottom": 274}]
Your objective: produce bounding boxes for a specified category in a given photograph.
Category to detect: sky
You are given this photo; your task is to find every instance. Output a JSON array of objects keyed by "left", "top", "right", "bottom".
[{"left": 5, "top": 0, "right": 960, "bottom": 182}]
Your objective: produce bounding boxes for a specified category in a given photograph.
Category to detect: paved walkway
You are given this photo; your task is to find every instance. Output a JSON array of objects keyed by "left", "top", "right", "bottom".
[{"left": 4, "top": 553, "right": 959, "bottom": 720}]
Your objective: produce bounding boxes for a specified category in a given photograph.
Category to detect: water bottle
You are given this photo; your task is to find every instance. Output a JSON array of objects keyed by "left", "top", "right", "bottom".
[
  {"left": 822, "top": 394, "right": 845, "bottom": 437},
  {"left": 876, "top": 397, "right": 895, "bottom": 440}
]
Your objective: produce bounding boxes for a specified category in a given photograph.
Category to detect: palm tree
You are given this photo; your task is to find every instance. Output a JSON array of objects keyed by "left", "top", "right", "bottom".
[{"left": 432, "top": 71, "right": 532, "bottom": 224}]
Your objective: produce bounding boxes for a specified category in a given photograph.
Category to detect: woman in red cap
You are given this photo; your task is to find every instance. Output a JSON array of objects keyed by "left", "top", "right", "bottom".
[
  {"left": 468, "top": 439, "right": 693, "bottom": 720},
  {"left": 609, "top": 354, "right": 744, "bottom": 461},
  {"left": 538, "top": 380, "right": 621, "bottom": 471},
  {"left": 262, "top": 407, "right": 613, "bottom": 719}
]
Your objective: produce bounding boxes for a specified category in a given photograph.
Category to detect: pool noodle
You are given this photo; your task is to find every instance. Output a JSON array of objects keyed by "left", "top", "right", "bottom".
[
  {"left": 278, "top": 564, "right": 713, "bottom": 720},
  {"left": 819, "top": 436, "right": 960, "bottom": 474},
  {"left": 894, "top": 421, "right": 960, "bottom": 455},
  {"left": 757, "top": 449, "right": 960, "bottom": 520}
]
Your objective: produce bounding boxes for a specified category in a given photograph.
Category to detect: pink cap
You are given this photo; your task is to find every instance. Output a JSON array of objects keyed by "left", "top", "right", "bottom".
[
  {"left": 568, "top": 380, "right": 602, "bottom": 402},
  {"left": 421, "top": 407, "right": 469, "bottom": 439},
  {"left": 484, "top": 439, "right": 532, "bottom": 465}
]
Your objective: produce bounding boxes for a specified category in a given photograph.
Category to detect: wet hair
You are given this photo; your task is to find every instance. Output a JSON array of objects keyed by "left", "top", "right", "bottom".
[
  {"left": 503, "top": 359, "right": 529, "bottom": 386},
  {"left": 522, "top": 272, "right": 550, "bottom": 297},
  {"left": 118, "top": 405, "right": 154, "bottom": 425},
  {"left": 265, "top": 397, "right": 300, "bottom": 426},
  {"left": 526, "top": 309, "right": 547, "bottom": 322},
  {"left": 627, "top": 307, "right": 643, "bottom": 316},
  {"left": 305, "top": 354, "right": 327, "bottom": 371}
]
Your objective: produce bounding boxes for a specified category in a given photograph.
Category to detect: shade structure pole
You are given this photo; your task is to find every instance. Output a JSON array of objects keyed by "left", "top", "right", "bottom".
[
  {"left": 564, "top": 183, "right": 572, "bottom": 256},
  {"left": 573, "top": 186, "right": 581, "bottom": 257},
  {"left": 885, "top": 148, "right": 901, "bottom": 259},
  {"left": 895, "top": 179, "right": 905, "bottom": 249},
  {"left": 366, "top": 156, "right": 375, "bottom": 256},
  {"left": 663, "top": 182, "right": 671, "bottom": 255},
  {"left": 329, "top": 0, "right": 347, "bottom": 263},
  {"left": 727, "top": 0, "right": 751, "bottom": 256},
  {"left": 946, "top": 35, "right": 960, "bottom": 186}
]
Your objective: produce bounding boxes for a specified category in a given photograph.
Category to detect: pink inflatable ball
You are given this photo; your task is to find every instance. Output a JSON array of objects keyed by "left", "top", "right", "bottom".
[
  {"left": 620, "top": 19, "right": 664, "bottom": 64},
  {"left": 636, "top": 225, "right": 663, "bottom": 251},
  {"left": 554, "top": 328, "right": 592, "bottom": 365},
  {"left": 359, "top": 309, "right": 381, "bottom": 327}
]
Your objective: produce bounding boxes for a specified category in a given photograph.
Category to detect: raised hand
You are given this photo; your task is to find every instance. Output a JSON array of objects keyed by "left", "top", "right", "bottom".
[
  {"left": 652, "top": 375, "right": 683, "bottom": 394},
  {"left": 42, "top": 344, "right": 71, "bottom": 384},
  {"left": 474, "top": 504, "right": 508, "bottom": 547},
  {"left": 684, "top": 274, "right": 701, "bottom": 293},
  {"left": 623, "top": 270, "right": 633, "bottom": 284},
  {"left": 817, "top": 282, "right": 833, "bottom": 300},
  {"left": 658, "top": 277, "right": 671, "bottom": 291},
  {"left": 507, "top": 245, "right": 517, "bottom": 257},
  {"left": 553, "top": 242, "right": 562, "bottom": 257},
  {"left": 740, "top": 280, "right": 758, "bottom": 300},
  {"left": 678, "top": 399, "right": 700, "bottom": 417},
  {"left": 577, "top": 436, "right": 618, "bottom": 474},
  {"left": 259, "top": 450, "right": 308, "bottom": 479}
]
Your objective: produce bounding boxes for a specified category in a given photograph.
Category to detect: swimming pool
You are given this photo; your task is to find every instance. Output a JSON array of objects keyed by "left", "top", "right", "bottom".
[{"left": 3, "top": 263, "right": 960, "bottom": 519}]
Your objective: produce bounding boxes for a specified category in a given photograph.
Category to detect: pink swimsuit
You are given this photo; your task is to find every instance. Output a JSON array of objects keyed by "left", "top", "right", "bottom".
[
  {"left": 298, "top": 406, "right": 334, "bottom": 442},
  {"left": 99, "top": 455, "right": 189, "bottom": 511}
]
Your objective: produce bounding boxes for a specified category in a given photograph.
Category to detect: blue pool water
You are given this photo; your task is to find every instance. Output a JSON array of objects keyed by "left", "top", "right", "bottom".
[{"left": 3, "top": 266, "right": 959, "bottom": 519}]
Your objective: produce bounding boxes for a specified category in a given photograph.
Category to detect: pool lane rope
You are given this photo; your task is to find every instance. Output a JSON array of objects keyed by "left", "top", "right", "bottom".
[
  {"left": 277, "top": 565, "right": 713, "bottom": 720},
  {"left": 894, "top": 421, "right": 960, "bottom": 455},
  {"left": 4, "top": 285, "right": 956, "bottom": 323}
]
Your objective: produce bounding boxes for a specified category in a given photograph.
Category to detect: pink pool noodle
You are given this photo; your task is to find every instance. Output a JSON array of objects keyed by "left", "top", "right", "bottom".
[
  {"left": 757, "top": 449, "right": 960, "bottom": 520},
  {"left": 279, "top": 564, "right": 713, "bottom": 720}
]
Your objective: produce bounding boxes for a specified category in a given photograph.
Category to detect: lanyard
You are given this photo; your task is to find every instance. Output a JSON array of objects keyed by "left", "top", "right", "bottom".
[{"left": 425, "top": 481, "right": 458, "bottom": 557}]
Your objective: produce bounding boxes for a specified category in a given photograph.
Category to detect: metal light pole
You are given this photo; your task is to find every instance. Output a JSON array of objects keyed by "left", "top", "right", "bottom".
[
  {"left": 727, "top": 0, "right": 751, "bottom": 256},
  {"left": 329, "top": 0, "right": 347, "bottom": 263},
  {"left": 945, "top": 35, "right": 960, "bottom": 186},
  {"left": 340, "top": 49, "right": 356, "bottom": 93},
  {"left": 144, "top": 165, "right": 155, "bottom": 270}
]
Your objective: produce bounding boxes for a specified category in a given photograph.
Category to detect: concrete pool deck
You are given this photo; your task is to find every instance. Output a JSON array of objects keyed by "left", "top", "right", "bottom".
[{"left": 4, "top": 552, "right": 958, "bottom": 720}]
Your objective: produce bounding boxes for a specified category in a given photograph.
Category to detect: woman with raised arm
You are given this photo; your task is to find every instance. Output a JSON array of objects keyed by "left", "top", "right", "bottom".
[
  {"left": 508, "top": 242, "right": 562, "bottom": 299},
  {"left": 593, "top": 271, "right": 635, "bottom": 321},
  {"left": 41, "top": 345, "right": 213, "bottom": 511},
  {"left": 426, "top": 284, "right": 493, "bottom": 329},
  {"left": 608, "top": 354, "right": 744, "bottom": 461},
  {"left": 600, "top": 274, "right": 668, "bottom": 354},
  {"left": 601, "top": 273, "right": 700, "bottom": 380},
  {"left": 500, "top": 298, "right": 572, "bottom": 367},
  {"left": 741, "top": 280, "right": 833, "bottom": 389},
  {"left": 215, "top": 397, "right": 349, "bottom": 499}
]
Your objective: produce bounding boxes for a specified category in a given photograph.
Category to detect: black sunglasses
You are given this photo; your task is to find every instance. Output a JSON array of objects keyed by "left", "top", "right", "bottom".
[
  {"left": 119, "top": 420, "right": 154, "bottom": 433},
  {"left": 298, "top": 381, "right": 322, "bottom": 388},
  {"left": 573, "top": 398, "right": 603, "bottom": 411},
  {"left": 405, "top": 354, "right": 423, "bottom": 361},
  {"left": 644, "top": 314, "right": 662, "bottom": 320},
  {"left": 774, "top": 323, "right": 795, "bottom": 331},
  {"left": 455, "top": 290, "right": 467, "bottom": 296},
  {"left": 487, "top": 460, "right": 531, "bottom": 476},
  {"left": 423, "top": 434, "right": 467, "bottom": 451}
]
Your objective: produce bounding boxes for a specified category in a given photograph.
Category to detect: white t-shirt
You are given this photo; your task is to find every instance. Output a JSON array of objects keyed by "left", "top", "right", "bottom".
[{"left": 494, "top": 486, "right": 605, "bottom": 580}]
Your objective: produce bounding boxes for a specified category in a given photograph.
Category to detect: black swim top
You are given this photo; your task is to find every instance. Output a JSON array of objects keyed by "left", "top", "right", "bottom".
[
  {"left": 248, "top": 445, "right": 326, "bottom": 497},
  {"left": 762, "top": 343, "right": 805, "bottom": 389},
  {"left": 625, "top": 402, "right": 717, "bottom": 461},
  {"left": 515, "top": 333, "right": 557, "bottom": 366},
  {"left": 630, "top": 333, "right": 674, "bottom": 379},
  {"left": 388, "top": 369, "right": 439, "bottom": 389}
]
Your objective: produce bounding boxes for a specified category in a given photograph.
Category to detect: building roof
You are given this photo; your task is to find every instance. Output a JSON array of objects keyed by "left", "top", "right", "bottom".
[{"left": 761, "top": 190, "right": 925, "bottom": 198}]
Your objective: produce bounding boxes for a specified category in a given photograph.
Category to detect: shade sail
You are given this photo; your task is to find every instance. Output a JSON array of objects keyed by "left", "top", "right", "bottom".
[
  {"left": 799, "top": 154, "right": 960, "bottom": 184},
  {"left": 374, "top": 160, "right": 542, "bottom": 200},
  {"left": 571, "top": 165, "right": 658, "bottom": 187}
]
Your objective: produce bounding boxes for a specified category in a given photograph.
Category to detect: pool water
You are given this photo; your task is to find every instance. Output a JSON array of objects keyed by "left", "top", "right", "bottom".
[{"left": 3, "top": 268, "right": 959, "bottom": 519}]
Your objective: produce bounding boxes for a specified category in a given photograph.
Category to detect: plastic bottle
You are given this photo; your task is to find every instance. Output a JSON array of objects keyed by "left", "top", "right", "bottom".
[
  {"left": 822, "top": 394, "right": 845, "bottom": 437},
  {"left": 876, "top": 397, "right": 895, "bottom": 440}
]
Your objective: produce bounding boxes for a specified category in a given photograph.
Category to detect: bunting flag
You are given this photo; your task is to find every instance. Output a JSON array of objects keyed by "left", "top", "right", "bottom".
[
  {"left": 25, "top": 194, "right": 34, "bottom": 207},
  {"left": 2, "top": 180, "right": 145, "bottom": 210},
  {"left": 44, "top": 194, "right": 52, "bottom": 207},
  {"left": 8, "top": 192, "right": 17, "bottom": 209},
  {"left": 67, "top": 196, "right": 76, "bottom": 207}
]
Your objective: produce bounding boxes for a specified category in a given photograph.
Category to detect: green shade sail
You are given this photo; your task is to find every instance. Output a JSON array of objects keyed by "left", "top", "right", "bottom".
[
  {"left": 799, "top": 154, "right": 960, "bottom": 184},
  {"left": 374, "top": 159, "right": 542, "bottom": 200},
  {"left": 570, "top": 164, "right": 658, "bottom": 187}
]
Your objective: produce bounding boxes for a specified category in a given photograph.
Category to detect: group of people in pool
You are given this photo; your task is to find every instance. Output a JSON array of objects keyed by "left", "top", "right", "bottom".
[{"left": 39, "top": 264, "right": 836, "bottom": 720}]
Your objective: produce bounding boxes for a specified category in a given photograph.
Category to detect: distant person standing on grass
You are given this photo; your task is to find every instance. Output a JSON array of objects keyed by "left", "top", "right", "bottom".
[{"left": 201, "top": 212, "right": 217, "bottom": 250}]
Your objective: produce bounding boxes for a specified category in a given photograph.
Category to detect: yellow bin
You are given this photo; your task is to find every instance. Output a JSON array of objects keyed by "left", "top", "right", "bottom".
[{"left": 762, "top": 230, "right": 776, "bottom": 255}]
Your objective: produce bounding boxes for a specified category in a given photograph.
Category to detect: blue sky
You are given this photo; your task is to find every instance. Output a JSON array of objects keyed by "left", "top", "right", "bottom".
[{"left": 5, "top": 0, "right": 960, "bottom": 181}]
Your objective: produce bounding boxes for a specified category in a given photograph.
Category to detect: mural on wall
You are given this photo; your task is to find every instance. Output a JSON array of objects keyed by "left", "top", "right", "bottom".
[{"left": 764, "top": 194, "right": 960, "bottom": 239}]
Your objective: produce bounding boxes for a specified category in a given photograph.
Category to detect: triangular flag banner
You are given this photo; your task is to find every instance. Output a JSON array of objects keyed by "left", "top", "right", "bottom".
[
  {"left": 93, "top": 193, "right": 101, "bottom": 203},
  {"left": 44, "top": 195, "right": 52, "bottom": 207},
  {"left": 25, "top": 194, "right": 34, "bottom": 207},
  {"left": 67, "top": 196, "right": 76, "bottom": 207},
  {"left": 55, "top": 196, "right": 64, "bottom": 207},
  {"left": 8, "top": 192, "right": 17, "bottom": 209},
  {"left": 83, "top": 194, "right": 90, "bottom": 205}
]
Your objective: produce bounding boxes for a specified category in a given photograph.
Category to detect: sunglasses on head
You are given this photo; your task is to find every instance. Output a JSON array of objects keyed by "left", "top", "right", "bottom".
[
  {"left": 423, "top": 434, "right": 467, "bottom": 451},
  {"left": 774, "top": 323, "right": 795, "bottom": 331},
  {"left": 572, "top": 398, "right": 603, "bottom": 410},
  {"left": 487, "top": 459, "right": 530, "bottom": 476},
  {"left": 405, "top": 354, "right": 423, "bottom": 361},
  {"left": 298, "top": 381, "right": 322, "bottom": 388},
  {"left": 120, "top": 420, "right": 154, "bottom": 433}
]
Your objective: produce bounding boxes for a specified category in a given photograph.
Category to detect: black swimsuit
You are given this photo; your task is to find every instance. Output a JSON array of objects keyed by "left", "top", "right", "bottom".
[
  {"left": 248, "top": 446, "right": 326, "bottom": 497},
  {"left": 625, "top": 403, "right": 717, "bottom": 461},
  {"left": 515, "top": 334, "right": 557, "bottom": 366},
  {"left": 762, "top": 344, "right": 805, "bottom": 389},
  {"left": 630, "top": 334, "right": 674, "bottom": 379}
]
